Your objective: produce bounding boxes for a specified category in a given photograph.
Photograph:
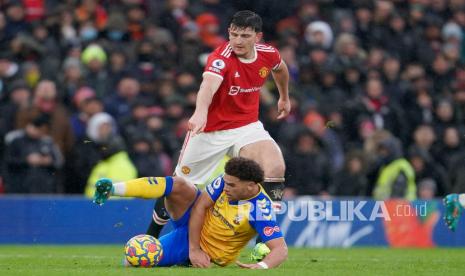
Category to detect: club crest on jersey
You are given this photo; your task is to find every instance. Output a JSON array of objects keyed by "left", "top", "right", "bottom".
[
  {"left": 259, "top": 67, "right": 269, "bottom": 78},
  {"left": 233, "top": 214, "right": 243, "bottom": 225},
  {"left": 212, "top": 59, "right": 226, "bottom": 69},
  {"left": 181, "top": 166, "right": 191, "bottom": 175}
]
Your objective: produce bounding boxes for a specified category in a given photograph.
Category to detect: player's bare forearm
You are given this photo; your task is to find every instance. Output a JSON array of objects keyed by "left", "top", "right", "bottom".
[
  {"left": 188, "top": 192, "right": 214, "bottom": 267},
  {"left": 271, "top": 62, "right": 291, "bottom": 119},
  {"left": 188, "top": 192, "right": 213, "bottom": 250},
  {"left": 188, "top": 207, "right": 205, "bottom": 250},
  {"left": 193, "top": 74, "right": 223, "bottom": 114},
  {"left": 189, "top": 74, "right": 223, "bottom": 133},
  {"left": 271, "top": 61, "right": 290, "bottom": 100},
  {"left": 262, "top": 238, "right": 288, "bottom": 268},
  {"left": 194, "top": 84, "right": 214, "bottom": 114},
  {"left": 188, "top": 204, "right": 209, "bottom": 267}
]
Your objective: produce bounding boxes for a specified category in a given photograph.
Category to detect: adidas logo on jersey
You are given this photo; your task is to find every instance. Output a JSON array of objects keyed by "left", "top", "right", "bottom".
[{"left": 234, "top": 71, "right": 240, "bottom": 78}]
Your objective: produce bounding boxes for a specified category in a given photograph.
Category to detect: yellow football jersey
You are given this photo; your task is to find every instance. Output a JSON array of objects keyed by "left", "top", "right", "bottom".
[{"left": 199, "top": 176, "right": 282, "bottom": 266}]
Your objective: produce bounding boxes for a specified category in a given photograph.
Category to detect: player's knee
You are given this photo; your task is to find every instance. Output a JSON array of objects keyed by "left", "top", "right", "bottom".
[
  {"left": 171, "top": 176, "right": 195, "bottom": 196},
  {"left": 264, "top": 160, "right": 285, "bottom": 177}
]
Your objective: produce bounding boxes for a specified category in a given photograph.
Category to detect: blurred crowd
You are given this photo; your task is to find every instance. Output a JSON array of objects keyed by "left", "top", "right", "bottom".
[{"left": 1, "top": 0, "right": 465, "bottom": 200}]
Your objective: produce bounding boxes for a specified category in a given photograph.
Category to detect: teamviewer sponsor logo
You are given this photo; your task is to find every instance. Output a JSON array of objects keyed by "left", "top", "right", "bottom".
[
  {"left": 228, "top": 86, "right": 261, "bottom": 96},
  {"left": 229, "top": 86, "right": 241, "bottom": 95}
]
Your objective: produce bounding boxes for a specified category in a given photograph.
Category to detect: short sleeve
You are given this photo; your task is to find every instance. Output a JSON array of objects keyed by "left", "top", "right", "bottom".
[
  {"left": 203, "top": 53, "right": 228, "bottom": 80},
  {"left": 206, "top": 176, "right": 224, "bottom": 202},
  {"left": 270, "top": 49, "right": 282, "bottom": 71},
  {"left": 249, "top": 198, "right": 283, "bottom": 242}
]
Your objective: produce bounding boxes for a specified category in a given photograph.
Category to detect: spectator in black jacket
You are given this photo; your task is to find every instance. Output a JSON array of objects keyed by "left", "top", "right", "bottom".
[
  {"left": 128, "top": 131, "right": 165, "bottom": 178},
  {"left": 408, "top": 146, "right": 449, "bottom": 197},
  {"left": 4, "top": 115, "right": 63, "bottom": 193},
  {"left": 283, "top": 128, "right": 331, "bottom": 198},
  {"left": 329, "top": 150, "right": 368, "bottom": 197}
]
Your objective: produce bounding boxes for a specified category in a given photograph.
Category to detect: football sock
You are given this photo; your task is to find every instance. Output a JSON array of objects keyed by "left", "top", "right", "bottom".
[
  {"left": 146, "top": 199, "right": 170, "bottom": 238},
  {"left": 112, "top": 177, "right": 173, "bottom": 199},
  {"left": 459, "top": 194, "right": 465, "bottom": 208},
  {"left": 263, "top": 178, "right": 285, "bottom": 201}
]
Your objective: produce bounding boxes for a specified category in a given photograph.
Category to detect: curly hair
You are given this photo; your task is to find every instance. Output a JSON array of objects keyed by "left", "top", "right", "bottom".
[{"left": 224, "top": 157, "right": 264, "bottom": 183}]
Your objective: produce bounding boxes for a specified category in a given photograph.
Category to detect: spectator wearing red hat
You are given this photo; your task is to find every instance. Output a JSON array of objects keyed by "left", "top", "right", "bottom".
[
  {"left": 22, "top": 0, "right": 45, "bottom": 22},
  {"left": 196, "top": 13, "right": 226, "bottom": 49},
  {"left": 75, "top": 0, "right": 108, "bottom": 31}
]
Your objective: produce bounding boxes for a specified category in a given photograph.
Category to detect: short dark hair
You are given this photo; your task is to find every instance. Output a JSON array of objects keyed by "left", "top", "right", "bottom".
[
  {"left": 224, "top": 157, "right": 264, "bottom": 184},
  {"left": 230, "top": 10, "right": 262, "bottom": 32}
]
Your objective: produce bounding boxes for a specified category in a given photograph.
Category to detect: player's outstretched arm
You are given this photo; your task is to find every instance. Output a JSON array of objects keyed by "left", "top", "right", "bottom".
[
  {"left": 271, "top": 61, "right": 291, "bottom": 119},
  {"left": 237, "top": 237, "right": 288, "bottom": 269},
  {"left": 189, "top": 191, "right": 215, "bottom": 268},
  {"left": 188, "top": 74, "right": 222, "bottom": 134},
  {"left": 261, "top": 237, "right": 288, "bottom": 268}
]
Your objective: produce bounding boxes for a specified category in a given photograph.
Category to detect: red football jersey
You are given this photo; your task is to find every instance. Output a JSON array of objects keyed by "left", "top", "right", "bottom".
[{"left": 202, "top": 42, "right": 282, "bottom": 132}]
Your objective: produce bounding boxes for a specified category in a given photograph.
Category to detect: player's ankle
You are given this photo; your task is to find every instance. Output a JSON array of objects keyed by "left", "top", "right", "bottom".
[
  {"left": 112, "top": 182, "right": 125, "bottom": 196},
  {"left": 458, "top": 194, "right": 465, "bottom": 209}
]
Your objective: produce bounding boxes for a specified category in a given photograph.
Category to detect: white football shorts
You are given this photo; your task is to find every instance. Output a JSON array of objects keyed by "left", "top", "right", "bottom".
[{"left": 174, "top": 121, "right": 274, "bottom": 184}]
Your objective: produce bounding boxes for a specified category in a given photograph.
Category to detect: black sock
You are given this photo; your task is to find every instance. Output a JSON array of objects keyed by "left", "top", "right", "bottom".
[
  {"left": 263, "top": 181, "right": 285, "bottom": 201},
  {"left": 146, "top": 198, "right": 170, "bottom": 238}
]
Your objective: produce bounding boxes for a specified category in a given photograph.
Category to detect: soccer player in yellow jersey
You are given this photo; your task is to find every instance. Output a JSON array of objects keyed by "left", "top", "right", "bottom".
[{"left": 93, "top": 157, "right": 288, "bottom": 268}]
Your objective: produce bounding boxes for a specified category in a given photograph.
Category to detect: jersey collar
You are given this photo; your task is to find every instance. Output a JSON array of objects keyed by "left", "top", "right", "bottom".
[{"left": 238, "top": 45, "right": 257, "bottom": 64}]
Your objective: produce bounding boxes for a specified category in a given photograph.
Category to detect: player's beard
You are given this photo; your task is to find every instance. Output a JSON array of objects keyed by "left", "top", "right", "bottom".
[{"left": 232, "top": 45, "right": 254, "bottom": 59}]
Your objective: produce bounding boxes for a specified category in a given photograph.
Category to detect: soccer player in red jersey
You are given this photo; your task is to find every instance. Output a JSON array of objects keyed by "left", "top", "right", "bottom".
[{"left": 147, "top": 10, "right": 290, "bottom": 239}]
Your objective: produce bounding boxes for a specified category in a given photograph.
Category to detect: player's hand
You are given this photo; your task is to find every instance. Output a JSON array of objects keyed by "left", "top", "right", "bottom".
[
  {"left": 276, "top": 97, "right": 291, "bottom": 119},
  {"left": 236, "top": 261, "right": 267, "bottom": 269},
  {"left": 189, "top": 248, "right": 211, "bottom": 268},
  {"left": 188, "top": 111, "right": 207, "bottom": 135}
]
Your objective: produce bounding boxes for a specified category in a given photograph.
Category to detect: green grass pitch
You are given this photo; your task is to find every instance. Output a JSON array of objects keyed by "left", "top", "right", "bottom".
[{"left": 1, "top": 246, "right": 464, "bottom": 275}]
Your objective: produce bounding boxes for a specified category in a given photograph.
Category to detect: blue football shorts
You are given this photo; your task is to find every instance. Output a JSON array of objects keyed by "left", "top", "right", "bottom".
[{"left": 157, "top": 189, "right": 201, "bottom": 267}]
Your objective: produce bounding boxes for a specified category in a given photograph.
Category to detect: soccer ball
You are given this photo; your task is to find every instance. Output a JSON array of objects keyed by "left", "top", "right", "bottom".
[
  {"left": 250, "top": 242, "right": 270, "bottom": 262},
  {"left": 124, "top": 234, "right": 163, "bottom": 267}
]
